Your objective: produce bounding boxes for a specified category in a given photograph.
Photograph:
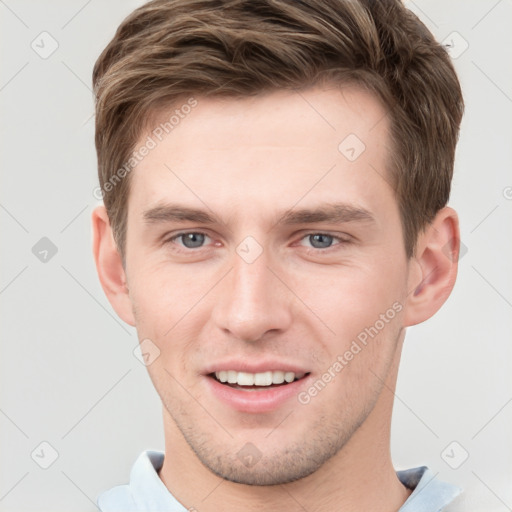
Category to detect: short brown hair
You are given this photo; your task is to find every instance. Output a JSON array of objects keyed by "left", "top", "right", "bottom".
[{"left": 93, "top": 0, "right": 464, "bottom": 260}]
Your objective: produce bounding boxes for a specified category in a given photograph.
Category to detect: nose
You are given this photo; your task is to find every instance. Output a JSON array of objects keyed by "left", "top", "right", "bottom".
[{"left": 211, "top": 247, "right": 293, "bottom": 342}]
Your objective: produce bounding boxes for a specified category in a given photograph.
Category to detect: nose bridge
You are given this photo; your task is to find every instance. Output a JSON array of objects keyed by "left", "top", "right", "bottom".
[
  {"left": 233, "top": 251, "right": 271, "bottom": 305},
  {"left": 213, "top": 245, "right": 291, "bottom": 341}
]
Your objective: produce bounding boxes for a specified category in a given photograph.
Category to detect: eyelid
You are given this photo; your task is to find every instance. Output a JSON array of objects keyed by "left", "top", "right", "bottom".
[
  {"left": 298, "top": 231, "right": 352, "bottom": 243},
  {"left": 165, "top": 230, "right": 214, "bottom": 248},
  {"left": 162, "top": 230, "right": 353, "bottom": 252},
  {"left": 294, "top": 232, "right": 354, "bottom": 254}
]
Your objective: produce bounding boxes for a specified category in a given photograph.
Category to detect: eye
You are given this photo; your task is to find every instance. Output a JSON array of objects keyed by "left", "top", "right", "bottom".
[
  {"left": 299, "top": 233, "right": 347, "bottom": 250},
  {"left": 170, "top": 232, "right": 212, "bottom": 249}
]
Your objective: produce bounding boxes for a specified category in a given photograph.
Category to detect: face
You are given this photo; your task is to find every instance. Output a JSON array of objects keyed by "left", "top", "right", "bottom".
[{"left": 123, "top": 85, "right": 412, "bottom": 485}]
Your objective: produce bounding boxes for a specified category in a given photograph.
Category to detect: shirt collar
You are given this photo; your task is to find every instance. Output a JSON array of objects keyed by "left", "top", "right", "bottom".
[
  {"left": 397, "top": 466, "right": 463, "bottom": 511},
  {"left": 129, "top": 451, "right": 462, "bottom": 511},
  {"left": 129, "top": 450, "right": 182, "bottom": 510}
]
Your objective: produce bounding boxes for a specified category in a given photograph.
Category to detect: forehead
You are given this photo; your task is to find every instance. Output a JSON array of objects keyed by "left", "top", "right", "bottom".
[{"left": 129, "top": 85, "right": 393, "bottom": 221}]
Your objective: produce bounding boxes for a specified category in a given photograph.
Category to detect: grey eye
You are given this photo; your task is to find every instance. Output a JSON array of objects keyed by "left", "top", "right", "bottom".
[
  {"left": 308, "top": 234, "right": 334, "bottom": 249},
  {"left": 180, "top": 233, "right": 207, "bottom": 248}
]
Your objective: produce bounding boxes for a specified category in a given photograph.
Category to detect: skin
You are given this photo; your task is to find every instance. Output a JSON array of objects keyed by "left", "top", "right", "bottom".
[{"left": 92, "top": 84, "right": 460, "bottom": 512}]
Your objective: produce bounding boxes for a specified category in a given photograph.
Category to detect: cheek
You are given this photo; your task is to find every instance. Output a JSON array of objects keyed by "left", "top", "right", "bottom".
[
  {"left": 129, "top": 262, "right": 213, "bottom": 335},
  {"left": 293, "top": 260, "right": 406, "bottom": 343},
  {"left": 128, "top": 263, "right": 217, "bottom": 384}
]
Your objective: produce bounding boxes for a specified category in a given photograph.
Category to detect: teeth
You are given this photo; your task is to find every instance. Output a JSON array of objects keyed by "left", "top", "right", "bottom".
[
  {"left": 214, "top": 370, "right": 305, "bottom": 386},
  {"left": 237, "top": 372, "right": 254, "bottom": 386},
  {"left": 254, "top": 371, "right": 272, "bottom": 386},
  {"left": 272, "top": 371, "right": 285, "bottom": 384},
  {"left": 284, "top": 371, "right": 295, "bottom": 383}
]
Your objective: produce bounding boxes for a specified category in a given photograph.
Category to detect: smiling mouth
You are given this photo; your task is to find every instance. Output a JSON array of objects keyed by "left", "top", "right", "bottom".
[{"left": 208, "top": 370, "right": 310, "bottom": 390}]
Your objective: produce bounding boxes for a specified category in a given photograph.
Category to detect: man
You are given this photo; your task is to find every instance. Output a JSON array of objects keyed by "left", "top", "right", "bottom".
[{"left": 91, "top": 0, "right": 464, "bottom": 510}]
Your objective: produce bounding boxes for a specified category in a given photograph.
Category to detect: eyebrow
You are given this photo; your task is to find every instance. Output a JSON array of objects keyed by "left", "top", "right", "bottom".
[
  {"left": 142, "top": 202, "right": 375, "bottom": 227},
  {"left": 143, "top": 205, "right": 215, "bottom": 224},
  {"left": 278, "top": 203, "right": 374, "bottom": 226}
]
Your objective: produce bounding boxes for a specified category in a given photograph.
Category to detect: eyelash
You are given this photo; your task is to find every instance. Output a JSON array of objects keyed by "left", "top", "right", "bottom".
[{"left": 164, "top": 231, "right": 351, "bottom": 253}]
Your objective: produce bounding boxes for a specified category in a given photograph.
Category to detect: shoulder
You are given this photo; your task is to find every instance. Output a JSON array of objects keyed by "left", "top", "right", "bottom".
[
  {"left": 96, "top": 450, "right": 161, "bottom": 511},
  {"left": 397, "top": 466, "right": 462, "bottom": 512},
  {"left": 96, "top": 450, "right": 174, "bottom": 511},
  {"left": 97, "top": 484, "right": 137, "bottom": 511},
  {"left": 442, "top": 484, "right": 508, "bottom": 512}
]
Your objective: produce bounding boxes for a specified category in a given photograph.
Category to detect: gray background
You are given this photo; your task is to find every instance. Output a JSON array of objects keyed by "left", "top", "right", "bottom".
[{"left": 1, "top": 0, "right": 511, "bottom": 510}]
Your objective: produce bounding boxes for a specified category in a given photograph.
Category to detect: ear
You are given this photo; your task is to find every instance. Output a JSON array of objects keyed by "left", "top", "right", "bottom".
[
  {"left": 91, "top": 205, "right": 136, "bottom": 327},
  {"left": 403, "top": 207, "right": 460, "bottom": 327}
]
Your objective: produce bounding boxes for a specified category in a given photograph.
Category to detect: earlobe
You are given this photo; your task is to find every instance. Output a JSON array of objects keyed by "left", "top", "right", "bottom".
[
  {"left": 92, "top": 206, "right": 136, "bottom": 327},
  {"left": 403, "top": 207, "right": 460, "bottom": 327}
]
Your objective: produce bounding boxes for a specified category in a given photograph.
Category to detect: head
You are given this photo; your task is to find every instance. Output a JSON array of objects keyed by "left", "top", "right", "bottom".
[{"left": 92, "top": 0, "right": 463, "bottom": 486}]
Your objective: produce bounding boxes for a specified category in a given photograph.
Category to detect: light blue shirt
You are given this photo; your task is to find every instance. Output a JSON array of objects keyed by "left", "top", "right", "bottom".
[{"left": 97, "top": 450, "right": 463, "bottom": 511}]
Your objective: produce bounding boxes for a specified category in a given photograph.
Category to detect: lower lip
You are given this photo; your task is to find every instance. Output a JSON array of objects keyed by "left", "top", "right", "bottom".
[{"left": 204, "top": 374, "right": 311, "bottom": 414}]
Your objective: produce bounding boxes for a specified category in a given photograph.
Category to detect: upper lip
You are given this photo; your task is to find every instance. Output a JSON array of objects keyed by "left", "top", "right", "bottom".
[{"left": 202, "top": 359, "right": 311, "bottom": 375}]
